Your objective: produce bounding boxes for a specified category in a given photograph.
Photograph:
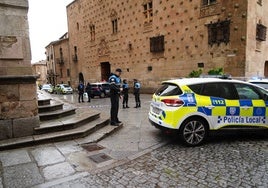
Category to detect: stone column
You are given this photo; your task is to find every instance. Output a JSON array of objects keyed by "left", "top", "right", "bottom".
[{"left": 0, "top": 0, "right": 39, "bottom": 140}]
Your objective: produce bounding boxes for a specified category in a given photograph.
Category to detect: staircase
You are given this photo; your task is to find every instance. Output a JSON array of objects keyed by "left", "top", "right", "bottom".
[{"left": 0, "top": 91, "right": 122, "bottom": 150}]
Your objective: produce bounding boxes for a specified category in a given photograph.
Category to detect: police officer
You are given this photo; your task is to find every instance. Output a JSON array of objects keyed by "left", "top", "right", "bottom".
[
  {"left": 109, "top": 68, "right": 122, "bottom": 126},
  {"left": 133, "top": 79, "right": 141, "bottom": 108},
  {"left": 122, "top": 79, "right": 129, "bottom": 109}
]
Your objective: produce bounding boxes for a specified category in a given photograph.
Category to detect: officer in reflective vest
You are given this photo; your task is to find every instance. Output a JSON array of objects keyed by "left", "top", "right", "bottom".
[
  {"left": 108, "top": 68, "right": 122, "bottom": 126},
  {"left": 133, "top": 79, "right": 141, "bottom": 108}
]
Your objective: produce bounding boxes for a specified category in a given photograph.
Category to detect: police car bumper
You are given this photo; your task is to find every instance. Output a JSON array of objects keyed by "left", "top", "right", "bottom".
[{"left": 148, "top": 112, "right": 177, "bottom": 131}]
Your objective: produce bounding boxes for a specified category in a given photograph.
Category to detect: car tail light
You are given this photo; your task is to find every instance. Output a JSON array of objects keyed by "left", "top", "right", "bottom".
[{"left": 161, "top": 99, "right": 184, "bottom": 107}]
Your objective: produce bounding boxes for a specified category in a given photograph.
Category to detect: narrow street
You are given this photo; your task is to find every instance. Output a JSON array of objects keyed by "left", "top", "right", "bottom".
[{"left": 0, "top": 93, "right": 267, "bottom": 187}]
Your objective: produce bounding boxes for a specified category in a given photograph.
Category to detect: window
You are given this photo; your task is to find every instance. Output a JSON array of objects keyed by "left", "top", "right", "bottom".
[
  {"left": 234, "top": 83, "right": 262, "bottom": 100},
  {"left": 73, "top": 46, "right": 78, "bottom": 62},
  {"left": 207, "top": 20, "right": 230, "bottom": 46},
  {"left": 60, "top": 48, "right": 63, "bottom": 57},
  {"left": 150, "top": 35, "right": 164, "bottom": 53},
  {"left": 194, "top": 83, "right": 237, "bottom": 99},
  {"left": 67, "top": 69, "right": 70, "bottom": 77},
  {"left": 112, "top": 19, "right": 118, "bottom": 34},
  {"left": 90, "top": 24, "right": 95, "bottom": 41},
  {"left": 143, "top": 1, "right": 153, "bottom": 24},
  {"left": 202, "top": 0, "right": 216, "bottom": 6},
  {"left": 155, "top": 83, "right": 182, "bottom": 96},
  {"left": 256, "top": 24, "right": 267, "bottom": 41}
]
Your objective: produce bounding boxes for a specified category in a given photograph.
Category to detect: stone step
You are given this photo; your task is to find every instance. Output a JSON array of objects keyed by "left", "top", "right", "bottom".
[
  {"left": 38, "top": 100, "right": 64, "bottom": 113},
  {"left": 38, "top": 98, "right": 51, "bottom": 106},
  {"left": 35, "top": 109, "right": 100, "bottom": 134},
  {"left": 38, "top": 107, "right": 76, "bottom": 121},
  {"left": 0, "top": 113, "right": 123, "bottom": 151}
]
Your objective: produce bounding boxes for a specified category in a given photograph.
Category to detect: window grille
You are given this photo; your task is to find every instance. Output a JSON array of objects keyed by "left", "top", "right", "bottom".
[
  {"left": 256, "top": 24, "right": 267, "bottom": 41},
  {"left": 143, "top": 1, "right": 153, "bottom": 24},
  {"left": 207, "top": 20, "right": 230, "bottom": 46},
  {"left": 202, "top": 0, "right": 216, "bottom": 6},
  {"left": 150, "top": 35, "right": 164, "bottom": 53},
  {"left": 112, "top": 19, "right": 118, "bottom": 34}
]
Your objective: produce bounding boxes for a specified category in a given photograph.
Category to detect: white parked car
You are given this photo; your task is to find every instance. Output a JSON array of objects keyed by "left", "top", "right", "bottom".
[
  {"left": 248, "top": 78, "right": 268, "bottom": 90},
  {"left": 41, "top": 84, "right": 53, "bottom": 93},
  {"left": 54, "top": 84, "right": 73, "bottom": 94}
]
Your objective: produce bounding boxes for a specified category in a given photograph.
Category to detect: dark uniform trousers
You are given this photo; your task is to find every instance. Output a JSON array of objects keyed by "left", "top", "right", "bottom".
[{"left": 110, "top": 93, "right": 120, "bottom": 123}]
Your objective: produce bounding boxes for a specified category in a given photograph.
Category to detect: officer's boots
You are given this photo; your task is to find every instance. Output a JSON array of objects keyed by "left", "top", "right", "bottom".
[{"left": 123, "top": 104, "right": 126, "bottom": 109}]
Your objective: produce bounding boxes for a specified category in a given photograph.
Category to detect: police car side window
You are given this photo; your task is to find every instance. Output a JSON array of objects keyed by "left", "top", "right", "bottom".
[
  {"left": 234, "top": 83, "right": 261, "bottom": 100},
  {"left": 197, "top": 83, "right": 237, "bottom": 99},
  {"left": 188, "top": 84, "right": 202, "bottom": 94},
  {"left": 155, "top": 83, "right": 182, "bottom": 96},
  {"left": 201, "top": 83, "right": 219, "bottom": 97}
]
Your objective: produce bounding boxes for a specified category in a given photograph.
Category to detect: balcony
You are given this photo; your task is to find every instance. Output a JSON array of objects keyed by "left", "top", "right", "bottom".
[
  {"left": 72, "top": 54, "right": 78, "bottom": 62},
  {"left": 56, "top": 58, "right": 64, "bottom": 65}
]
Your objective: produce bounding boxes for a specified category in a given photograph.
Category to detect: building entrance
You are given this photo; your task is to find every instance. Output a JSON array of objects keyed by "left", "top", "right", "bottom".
[
  {"left": 265, "top": 61, "right": 268, "bottom": 77},
  {"left": 101, "top": 62, "right": 111, "bottom": 82}
]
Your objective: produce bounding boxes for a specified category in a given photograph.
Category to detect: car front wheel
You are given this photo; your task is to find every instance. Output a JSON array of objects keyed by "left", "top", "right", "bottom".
[{"left": 180, "top": 118, "right": 208, "bottom": 146}]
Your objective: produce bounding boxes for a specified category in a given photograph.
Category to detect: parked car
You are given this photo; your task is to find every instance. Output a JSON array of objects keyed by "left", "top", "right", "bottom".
[
  {"left": 90, "top": 82, "right": 110, "bottom": 98},
  {"left": 248, "top": 78, "right": 268, "bottom": 90},
  {"left": 54, "top": 84, "right": 73, "bottom": 94},
  {"left": 41, "top": 84, "right": 53, "bottom": 93},
  {"left": 149, "top": 78, "right": 268, "bottom": 146}
]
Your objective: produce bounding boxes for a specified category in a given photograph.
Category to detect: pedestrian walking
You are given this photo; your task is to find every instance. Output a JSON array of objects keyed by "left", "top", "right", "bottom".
[
  {"left": 122, "top": 79, "right": 129, "bottom": 108},
  {"left": 78, "top": 81, "right": 85, "bottom": 103},
  {"left": 108, "top": 68, "right": 123, "bottom": 126},
  {"left": 133, "top": 79, "right": 141, "bottom": 108},
  {"left": 85, "top": 82, "right": 91, "bottom": 102}
]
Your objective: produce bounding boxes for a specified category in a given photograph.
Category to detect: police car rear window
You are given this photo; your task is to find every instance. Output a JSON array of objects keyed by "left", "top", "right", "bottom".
[{"left": 155, "top": 83, "right": 182, "bottom": 96}]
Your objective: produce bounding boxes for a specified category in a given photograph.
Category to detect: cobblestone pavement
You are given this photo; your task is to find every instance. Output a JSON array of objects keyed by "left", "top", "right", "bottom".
[
  {"left": 0, "top": 94, "right": 267, "bottom": 188},
  {"left": 45, "top": 133, "right": 268, "bottom": 188}
]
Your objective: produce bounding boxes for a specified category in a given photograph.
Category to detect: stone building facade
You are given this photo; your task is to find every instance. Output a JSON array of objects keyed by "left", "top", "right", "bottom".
[
  {"left": 0, "top": 0, "right": 39, "bottom": 140},
  {"left": 32, "top": 60, "right": 48, "bottom": 86},
  {"left": 52, "top": 0, "right": 268, "bottom": 91},
  {"left": 45, "top": 33, "right": 72, "bottom": 86}
]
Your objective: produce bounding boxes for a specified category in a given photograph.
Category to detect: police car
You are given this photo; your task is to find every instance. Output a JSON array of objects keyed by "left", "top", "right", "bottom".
[{"left": 149, "top": 78, "right": 268, "bottom": 146}]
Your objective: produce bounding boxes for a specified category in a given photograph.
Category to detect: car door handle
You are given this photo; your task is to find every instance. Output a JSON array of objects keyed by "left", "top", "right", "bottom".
[
  {"left": 241, "top": 106, "right": 250, "bottom": 110},
  {"left": 205, "top": 105, "right": 215, "bottom": 109}
]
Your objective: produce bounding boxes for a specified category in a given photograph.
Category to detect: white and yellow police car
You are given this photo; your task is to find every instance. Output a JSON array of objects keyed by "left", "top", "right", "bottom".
[{"left": 149, "top": 78, "right": 268, "bottom": 146}]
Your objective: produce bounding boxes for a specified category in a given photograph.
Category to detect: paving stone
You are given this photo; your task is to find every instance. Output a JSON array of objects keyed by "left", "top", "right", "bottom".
[
  {"left": 55, "top": 141, "right": 83, "bottom": 155},
  {"left": 0, "top": 149, "right": 31, "bottom": 167},
  {"left": 31, "top": 146, "right": 65, "bottom": 166},
  {"left": 3, "top": 163, "right": 43, "bottom": 188},
  {"left": 42, "top": 162, "right": 76, "bottom": 180}
]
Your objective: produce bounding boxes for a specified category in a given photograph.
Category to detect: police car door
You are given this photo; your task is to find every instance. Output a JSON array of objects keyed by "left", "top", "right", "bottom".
[
  {"left": 200, "top": 82, "right": 239, "bottom": 129},
  {"left": 233, "top": 83, "right": 267, "bottom": 126}
]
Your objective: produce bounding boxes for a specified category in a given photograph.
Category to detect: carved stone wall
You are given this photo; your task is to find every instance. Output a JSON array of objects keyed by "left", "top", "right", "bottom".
[
  {"left": 65, "top": 0, "right": 268, "bottom": 90},
  {"left": 0, "top": 0, "right": 39, "bottom": 140}
]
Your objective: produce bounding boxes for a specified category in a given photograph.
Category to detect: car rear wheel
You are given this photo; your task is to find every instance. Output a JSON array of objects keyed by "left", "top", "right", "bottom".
[{"left": 179, "top": 118, "right": 208, "bottom": 146}]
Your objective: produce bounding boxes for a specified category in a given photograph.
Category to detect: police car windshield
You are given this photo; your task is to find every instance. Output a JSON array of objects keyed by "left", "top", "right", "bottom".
[{"left": 155, "top": 83, "right": 182, "bottom": 96}]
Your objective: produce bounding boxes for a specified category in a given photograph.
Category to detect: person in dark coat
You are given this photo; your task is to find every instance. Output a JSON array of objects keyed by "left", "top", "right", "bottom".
[
  {"left": 108, "top": 68, "right": 122, "bottom": 126},
  {"left": 122, "top": 79, "right": 129, "bottom": 108},
  {"left": 78, "top": 81, "right": 84, "bottom": 103},
  {"left": 85, "top": 82, "right": 91, "bottom": 102},
  {"left": 133, "top": 79, "right": 141, "bottom": 108}
]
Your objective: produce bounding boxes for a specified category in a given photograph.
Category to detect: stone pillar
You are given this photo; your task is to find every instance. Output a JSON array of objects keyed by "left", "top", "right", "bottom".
[{"left": 0, "top": 0, "right": 39, "bottom": 140}]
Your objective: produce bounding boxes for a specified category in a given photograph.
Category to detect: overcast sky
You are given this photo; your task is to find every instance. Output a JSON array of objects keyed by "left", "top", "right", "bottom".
[{"left": 28, "top": 0, "right": 74, "bottom": 63}]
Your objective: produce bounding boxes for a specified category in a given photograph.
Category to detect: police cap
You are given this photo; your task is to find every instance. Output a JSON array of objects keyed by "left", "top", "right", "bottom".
[{"left": 116, "top": 68, "right": 122, "bottom": 73}]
